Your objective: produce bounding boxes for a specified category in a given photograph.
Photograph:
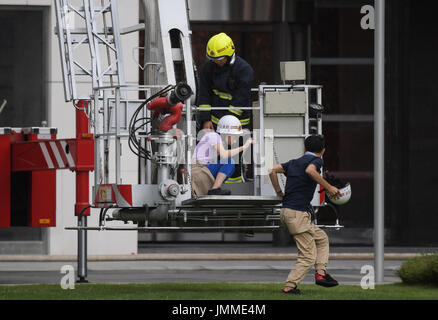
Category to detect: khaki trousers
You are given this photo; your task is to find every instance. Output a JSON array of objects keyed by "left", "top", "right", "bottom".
[
  {"left": 190, "top": 162, "right": 215, "bottom": 196},
  {"left": 280, "top": 208, "right": 329, "bottom": 288}
]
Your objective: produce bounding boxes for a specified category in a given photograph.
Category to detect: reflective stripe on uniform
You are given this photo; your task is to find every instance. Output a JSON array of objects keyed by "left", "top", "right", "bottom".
[
  {"left": 211, "top": 115, "right": 220, "bottom": 124},
  {"left": 240, "top": 118, "right": 250, "bottom": 126},
  {"left": 225, "top": 176, "right": 243, "bottom": 184},
  {"left": 199, "top": 104, "right": 211, "bottom": 111},
  {"left": 229, "top": 105, "right": 243, "bottom": 116},
  {"left": 212, "top": 89, "right": 232, "bottom": 100},
  {"left": 212, "top": 115, "right": 249, "bottom": 126}
]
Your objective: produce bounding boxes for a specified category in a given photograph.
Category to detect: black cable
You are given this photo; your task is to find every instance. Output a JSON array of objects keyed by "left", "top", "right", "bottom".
[
  {"left": 325, "top": 202, "right": 340, "bottom": 224},
  {"left": 129, "top": 110, "right": 150, "bottom": 159},
  {"left": 129, "top": 126, "right": 152, "bottom": 159},
  {"left": 128, "top": 85, "right": 174, "bottom": 160},
  {"left": 78, "top": 205, "right": 92, "bottom": 220},
  {"left": 98, "top": 208, "right": 104, "bottom": 226},
  {"left": 132, "top": 117, "right": 151, "bottom": 127},
  {"left": 99, "top": 206, "right": 114, "bottom": 227}
]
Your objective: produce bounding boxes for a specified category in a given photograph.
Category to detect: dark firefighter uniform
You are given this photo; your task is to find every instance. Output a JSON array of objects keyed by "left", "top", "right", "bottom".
[{"left": 198, "top": 55, "right": 254, "bottom": 184}]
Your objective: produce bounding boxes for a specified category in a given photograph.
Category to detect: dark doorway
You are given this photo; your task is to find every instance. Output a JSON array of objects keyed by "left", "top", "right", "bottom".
[
  {"left": 0, "top": 8, "right": 47, "bottom": 252},
  {"left": 0, "top": 9, "right": 46, "bottom": 127}
]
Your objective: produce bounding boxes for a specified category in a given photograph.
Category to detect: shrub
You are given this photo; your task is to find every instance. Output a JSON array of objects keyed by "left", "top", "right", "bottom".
[{"left": 397, "top": 254, "right": 438, "bottom": 285}]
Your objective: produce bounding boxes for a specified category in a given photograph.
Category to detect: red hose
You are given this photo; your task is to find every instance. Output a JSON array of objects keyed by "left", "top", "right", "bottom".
[{"left": 147, "top": 97, "right": 183, "bottom": 131}]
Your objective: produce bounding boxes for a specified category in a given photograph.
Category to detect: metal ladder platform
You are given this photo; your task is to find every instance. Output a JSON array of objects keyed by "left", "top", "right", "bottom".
[{"left": 182, "top": 195, "right": 282, "bottom": 207}]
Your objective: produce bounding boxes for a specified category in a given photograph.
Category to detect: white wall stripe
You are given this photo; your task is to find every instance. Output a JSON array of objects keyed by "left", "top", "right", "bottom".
[
  {"left": 60, "top": 140, "right": 75, "bottom": 168},
  {"left": 49, "top": 141, "right": 65, "bottom": 168},
  {"left": 39, "top": 142, "right": 54, "bottom": 169}
]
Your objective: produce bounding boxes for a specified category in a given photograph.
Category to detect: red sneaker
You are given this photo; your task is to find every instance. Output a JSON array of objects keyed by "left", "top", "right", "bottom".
[{"left": 315, "top": 272, "right": 339, "bottom": 287}]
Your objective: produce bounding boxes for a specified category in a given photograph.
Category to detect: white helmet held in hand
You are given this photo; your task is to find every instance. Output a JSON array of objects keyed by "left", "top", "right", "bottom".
[
  {"left": 327, "top": 183, "right": 352, "bottom": 205},
  {"left": 217, "top": 115, "right": 243, "bottom": 135}
]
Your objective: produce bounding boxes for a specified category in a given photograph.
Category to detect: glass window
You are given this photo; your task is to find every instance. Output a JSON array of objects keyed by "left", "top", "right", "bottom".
[
  {"left": 312, "top": 7, "right": 374, "bottom": 58},
  {"left": 322, "top": 122, "right": 374, "bottom": 229},
  {"left": 323, "top": 122, "right": 373, "bottom": 172},
  {"left": 311, "top": 65, "right": 373, "bottom": 115}
]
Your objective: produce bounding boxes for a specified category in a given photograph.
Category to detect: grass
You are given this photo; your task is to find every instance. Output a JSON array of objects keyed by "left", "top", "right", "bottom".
[{"left": 0, "top": 282, "right": 437, "bottom": 300}]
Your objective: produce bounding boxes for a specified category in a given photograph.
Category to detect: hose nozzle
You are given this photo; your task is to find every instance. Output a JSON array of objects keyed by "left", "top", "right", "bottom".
[{"left": 168, "top": 82, "right": 193, "bottom": 106}]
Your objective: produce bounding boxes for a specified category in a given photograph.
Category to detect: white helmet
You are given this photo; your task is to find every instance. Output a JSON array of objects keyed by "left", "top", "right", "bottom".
[
  {"left": 327, "top": 183, "right": 352, "bottom": 205},
  {"left": 217, "top": 115, "right": 243, "bottom": 135}
]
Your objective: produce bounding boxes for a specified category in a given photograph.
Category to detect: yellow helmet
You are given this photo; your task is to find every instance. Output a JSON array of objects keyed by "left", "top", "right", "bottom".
[{"left": 206, "top": 33, "right": 235, "bottom": 60}]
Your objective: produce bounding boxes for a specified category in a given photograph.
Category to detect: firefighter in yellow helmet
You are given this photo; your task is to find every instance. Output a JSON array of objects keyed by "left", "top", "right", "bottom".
[{"left": 197, "top": 32, "right": 254, "bottom": 184}]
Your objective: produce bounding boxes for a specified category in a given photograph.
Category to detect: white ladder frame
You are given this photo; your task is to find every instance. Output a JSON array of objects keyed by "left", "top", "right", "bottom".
[{"left": 54, "top": 0, "right": 126, "bottom": 101}]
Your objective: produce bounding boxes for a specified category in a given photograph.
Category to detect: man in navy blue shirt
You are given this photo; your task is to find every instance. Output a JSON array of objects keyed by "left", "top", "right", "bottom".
[{"left": 269, "top": 135, "right": 341, "bottom": 295}]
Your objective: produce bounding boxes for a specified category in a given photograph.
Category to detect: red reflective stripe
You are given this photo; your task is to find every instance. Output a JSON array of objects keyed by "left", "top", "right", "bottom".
[
  {"left": 111, "top": 185, "right": 133, "bottom": 207},
  {"left": 118, "top": 185, "right": 133, "bottom": 206},
  {"left": 320, "top": 185, "right": 325, "bottom": 205},
  {"left": 39, "top": 142, "right": 54, "bottom": 169}
]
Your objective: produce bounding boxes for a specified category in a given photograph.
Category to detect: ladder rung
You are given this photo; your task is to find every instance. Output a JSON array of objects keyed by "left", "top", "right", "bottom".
[
  {"left": 74, "top": 70, "right": 92, "bottom": 75},
  {"left": 71, "top": 39, "right": 90, "bottom": 44},
  {"left": 101, "top": 71, "right": 119, "bottom": 76},
  {"left": 60, "top": 28, "right": 114, "bottom": 35},
  {"left": 75, "top": 6, "right": 111, "bottom": 13},
  {"left": 73, "top": 70, "right": 119, "bottom": 76},
  {"left": 97, "top": 39, "right": 115, "bottom": 44},
  {"left": 70, "top": 38, "right": 115, "bottom": 44}
]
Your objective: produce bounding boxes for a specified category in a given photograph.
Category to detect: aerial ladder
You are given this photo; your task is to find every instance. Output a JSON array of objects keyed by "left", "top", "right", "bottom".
[{"left": 52, "top": 0, "right": 343, "bottom": 282}]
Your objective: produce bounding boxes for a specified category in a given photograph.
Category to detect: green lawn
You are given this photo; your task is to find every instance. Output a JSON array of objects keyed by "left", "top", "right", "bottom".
[{"left": 0, "top": 283, "right": 437, "bottom": 300}]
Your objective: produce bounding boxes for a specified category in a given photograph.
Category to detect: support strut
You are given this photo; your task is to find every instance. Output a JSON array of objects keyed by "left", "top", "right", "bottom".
[
  {"left": 75, "top": 101, "right": 92, "bottom": 283},
  {"left": 77, "top": 215, "right": 88, "bottom": 283}
]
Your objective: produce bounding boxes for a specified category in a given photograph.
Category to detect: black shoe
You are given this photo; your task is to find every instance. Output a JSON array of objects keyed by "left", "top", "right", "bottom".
[
  {"left": 281, "top": 287, "right": 302, "bottom": 295},
  {"left": 315, "top": 272, "right": 339, "bottom": 287},
  {"left": 207, "top": 188, "right": 231, "bottom": 196}
]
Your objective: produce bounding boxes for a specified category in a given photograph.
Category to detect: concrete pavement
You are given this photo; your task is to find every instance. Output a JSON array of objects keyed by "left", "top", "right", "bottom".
[{"left": 0, "top": 244, "right": 423, "bottom": 285}]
